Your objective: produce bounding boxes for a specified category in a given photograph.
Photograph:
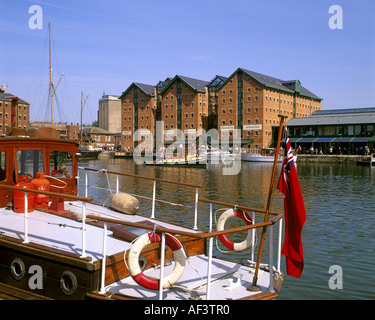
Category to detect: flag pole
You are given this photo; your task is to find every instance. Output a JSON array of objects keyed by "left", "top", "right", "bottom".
[{"left": 248, "top": 114, "right": 288, "bottom": 291}]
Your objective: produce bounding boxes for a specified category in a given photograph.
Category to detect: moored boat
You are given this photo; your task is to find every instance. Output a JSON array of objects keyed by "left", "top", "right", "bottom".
[
  {"left": 242, "top": 147, "right": 297, "bottom": 163},
  {"left": 357, "top": 153, "right": 375, "bottom": 166},
  {"left": 145, "top": 155, "right": 207, "bottom": 169},
  {"left": 242, "top": 148, "right": 282, "bottom": 163},
  {"left": 0, "top": 117, "right": 296, "bottom": 300}
]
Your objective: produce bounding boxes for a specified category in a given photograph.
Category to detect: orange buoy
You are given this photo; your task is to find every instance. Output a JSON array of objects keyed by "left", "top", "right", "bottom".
[
  {"left": 31, "top": 172, "right": 50, "bottom": 208},
  {"left": 13, "top": 175, "right": 35, "bottom": 213}
]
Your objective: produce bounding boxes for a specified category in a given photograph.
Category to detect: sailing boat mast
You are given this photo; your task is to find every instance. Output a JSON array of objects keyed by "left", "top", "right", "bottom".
[
  {"left": 80, "top": 91, "right": 89, "bottom": 146},
  {"left": 49, "top": 18, "right": 53, "bottom": 126},
  {"left": 48, "top": 18, "right": 64, "bottom": 127}
]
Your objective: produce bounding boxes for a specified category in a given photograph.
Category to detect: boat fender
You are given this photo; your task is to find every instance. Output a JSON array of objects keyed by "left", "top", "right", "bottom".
[
  {"left": 111, "top": 192, "right": 139, "bottom": 215},
  {"left": 127, "top": 232, "right": 186, "bottom": 290},
  {"left": 59, "top": 165, "right": 71, "bottom": 178},
  {"left": 217, "top": 208, "right": 253, "bottom": 252}
]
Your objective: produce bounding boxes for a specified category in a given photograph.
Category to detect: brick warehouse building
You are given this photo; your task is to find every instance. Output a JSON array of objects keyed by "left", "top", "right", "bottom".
[
  {"left": 216, "top": 68, "right": 322, "bottom": 150},
  {"left": 119, "top": 82, "right": 157, "bottom": 152},
  {"left": 118, "top": 68, "right": 322, "bottom": 151},
  {"left": 159, "top": 75, "right": 209, "bottom": 141},
  {"left": 0, "top": 87, "right": 30, "bottom": 136}
]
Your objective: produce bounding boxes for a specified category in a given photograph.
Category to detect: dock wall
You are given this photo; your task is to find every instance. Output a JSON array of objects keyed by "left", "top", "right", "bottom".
[{"left": 296, "top": 154, "right": 369, "bottom": 163}]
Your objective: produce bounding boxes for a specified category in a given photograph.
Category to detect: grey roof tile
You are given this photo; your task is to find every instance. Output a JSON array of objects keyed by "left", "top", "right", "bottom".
[{"left": 0, "top": 92, "right": 30, "bottom": 105}]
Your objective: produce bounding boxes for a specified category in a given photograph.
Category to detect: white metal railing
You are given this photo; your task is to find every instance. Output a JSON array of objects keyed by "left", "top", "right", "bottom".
[
  {"left": 0, "top": 184, "right": 93, "bottom": 259},
  {"left": 79, "top": 166, "right": 202, "bottom": 230},
  {"left": 77, "top": 167, "right": 284, "bottom": 299},
  {"left": 90, "top": 205, "right": 283, "bottom": 300}
]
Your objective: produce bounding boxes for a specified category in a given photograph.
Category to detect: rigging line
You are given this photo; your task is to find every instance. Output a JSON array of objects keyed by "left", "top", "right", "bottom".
[
  {"left": 50, "top": 28, "right": 63, "bottom": 77},
  {"left": 97, "top": 169, "right": 113, "bottom": 197},
  {"left": 32, "top": 28, "right": 50, "bottom": 122},
  {"left": 87, "top": 184, "right": 193, "bottom": 208},
  {"left": 5, "top": 211, "right": 82, "bottom": 230},
  {"left": 84, "top": 99, "right": 95, "bottom": 125},
  {"left": 60, "top": 75, "right": 78, "bottom": 123},
  {"left": 47, "top": 222, "right": 82, "bottom": 230},
  {"left": 127, "top": 192, "right": 194, "bottom": 208},
  {"left": 25, "top": 27, "right": 49, "bottom": 101},
  {"left": 33, "top": 89, "right": 50, "bottom": 122},
  {"left": 54, "top": 92, "right": 67, "bottom": 123}
]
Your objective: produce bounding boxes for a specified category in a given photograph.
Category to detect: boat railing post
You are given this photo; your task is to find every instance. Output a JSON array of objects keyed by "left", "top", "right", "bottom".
[
  {"left": 251, "top": 211, "right": 255, "bottom": 262},
  {"left": 151, "top": 180, "right": 156, "bottom": 219},
  {"left": 76, "top": 172, "right": 80, "bottom": 195},
  {"left": 85, "top": 170, "right": 88, "bottom": 198},
  {"left": 99, "top": 223, "right": 108, "bottom": 294},
  {"left": 23, "top": 192, "right": 29, "bottom": 244},
  {"left": 268, "top": 224, "right": 274, "bottom": 292},
  {"left": 116, "top": 175, "right": 119, "bottom": 194},
  {"left": 277, "top": 218, "right": 283, "bottom": 273},
  {"left": 193, "top": 187, "right": 198, "bottom": 230},
  {"left": 81, "top": 202, "right": 87, "bottom": 258},
  {"left": 158, "top": 232, "right": 166, "bottom": 300},
  {"left": 206, "top": 203, "right": 213, "bottom": 300}
]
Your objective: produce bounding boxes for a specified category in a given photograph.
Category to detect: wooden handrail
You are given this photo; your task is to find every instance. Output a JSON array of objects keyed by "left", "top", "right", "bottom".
[
  {"left": 0, "top": 184, "right": 93, "bottom": 202},
  {"left": 198, "top": 198, "right": 282, "bottom": 217},
  {"left": 80, "top": 167, "right": 203, "bottom": 189},
  {"left": 86, "top": 214, "right": 278, "bottom": 240}
]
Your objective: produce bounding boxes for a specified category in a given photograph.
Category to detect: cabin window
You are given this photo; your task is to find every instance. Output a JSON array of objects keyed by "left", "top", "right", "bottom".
[
  {"left": 49, "top": 151, "right": 73, "bottom": 178},
  {"left": 0, "top": 151, "right": 6, "bottom": 181},
  {"left": 16, "top": 150, "right": 44, "bottom": 179}
]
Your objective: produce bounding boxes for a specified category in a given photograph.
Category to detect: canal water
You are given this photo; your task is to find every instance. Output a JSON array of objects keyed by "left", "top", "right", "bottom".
[{"left": 77, "top": 158, "right": 375, "bottom": 300}]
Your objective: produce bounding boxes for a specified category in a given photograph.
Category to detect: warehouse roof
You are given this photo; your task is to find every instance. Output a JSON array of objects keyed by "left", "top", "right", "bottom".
[{"left": 287, "top": 107, "right": 375, "bottom": 126}]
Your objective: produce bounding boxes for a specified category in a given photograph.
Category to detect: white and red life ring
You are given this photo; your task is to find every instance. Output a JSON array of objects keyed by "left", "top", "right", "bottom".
[
  {"left": 217, "top": 208, "right": 253, "bottom": 252},
  {"left": 127, "top": 232, "right": 186, "bottom": 290}
]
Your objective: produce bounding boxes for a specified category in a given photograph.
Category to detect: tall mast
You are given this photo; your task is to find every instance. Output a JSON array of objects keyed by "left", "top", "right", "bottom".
[
  {"left": 80, "top": 91, "right": 89, "bottom": 146},
  {"left": 49, "top": 17, "right": 53, "bottom": 126}
]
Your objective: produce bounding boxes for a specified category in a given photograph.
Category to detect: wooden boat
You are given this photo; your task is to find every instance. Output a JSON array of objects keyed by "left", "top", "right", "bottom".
[
  {"left": 145, "top": 156, "right": 207, "bottom": 169},
  {"left": 78, "top": 149, "right": 102, "bottom": 160},
  {"left": 0, "top": 118, "right": 290, "bottom": 300}
]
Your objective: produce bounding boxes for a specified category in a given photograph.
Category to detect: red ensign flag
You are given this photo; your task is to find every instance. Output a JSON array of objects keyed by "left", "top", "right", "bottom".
[{"left": 277, "top": 129, "right": 306, "bottom": 278}]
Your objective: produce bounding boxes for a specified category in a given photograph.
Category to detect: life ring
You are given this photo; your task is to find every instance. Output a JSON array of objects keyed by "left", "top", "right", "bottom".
[
  {"left": 127, "top": 232, "right": 186, "bottom": 290},
  {"left": 217, "top": 208, "right": 253, "bottom": 252}
]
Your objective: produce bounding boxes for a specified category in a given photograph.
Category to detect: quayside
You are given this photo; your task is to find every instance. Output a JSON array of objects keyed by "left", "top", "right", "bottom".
[{"left": 0, "top": 118, "right": 288, "bottom": 300}]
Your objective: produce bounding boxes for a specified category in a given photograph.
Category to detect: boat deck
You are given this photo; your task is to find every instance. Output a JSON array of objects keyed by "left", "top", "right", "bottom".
[
  {"left": 0, "top": 202, "right": 280, "bottom": 300},
  {"left": 0, "top": 201, "right": 200, "bottom": 262},
  {"left": 106, "top": 255, "right": 274, "bottom": 300}
]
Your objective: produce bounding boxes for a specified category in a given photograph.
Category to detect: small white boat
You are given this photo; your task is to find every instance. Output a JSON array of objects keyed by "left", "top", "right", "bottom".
[{"left": 242, "top": 148, "right": 297, "bottom": 163}]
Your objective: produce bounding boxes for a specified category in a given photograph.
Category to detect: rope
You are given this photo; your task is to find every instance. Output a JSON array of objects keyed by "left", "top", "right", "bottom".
[
  {"left": 3, "top": 210, "right": 86, "bottom": 231},
  {"left": 45, "top": 175, "right": 67, "bottom": 189},
  {"left": 97, "top": 169, "right": 113, "bottom": 196},
  {"left": 88, "top": 183, "right": 194, "bottom": 208},
  {"left": 47, "top": 222, "right": 82, "bottom": 230},
  {"left": 214, "top": 208, "right": 232, "bottom": 254},
  {"left": 80, "top": 167, "right": 195, "bottom": 209}
]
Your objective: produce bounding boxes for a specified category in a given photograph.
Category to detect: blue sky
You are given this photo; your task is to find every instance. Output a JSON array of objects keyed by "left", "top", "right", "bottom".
[{"left": 1, "top": 0, "right": 374, "bottom": 125}]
